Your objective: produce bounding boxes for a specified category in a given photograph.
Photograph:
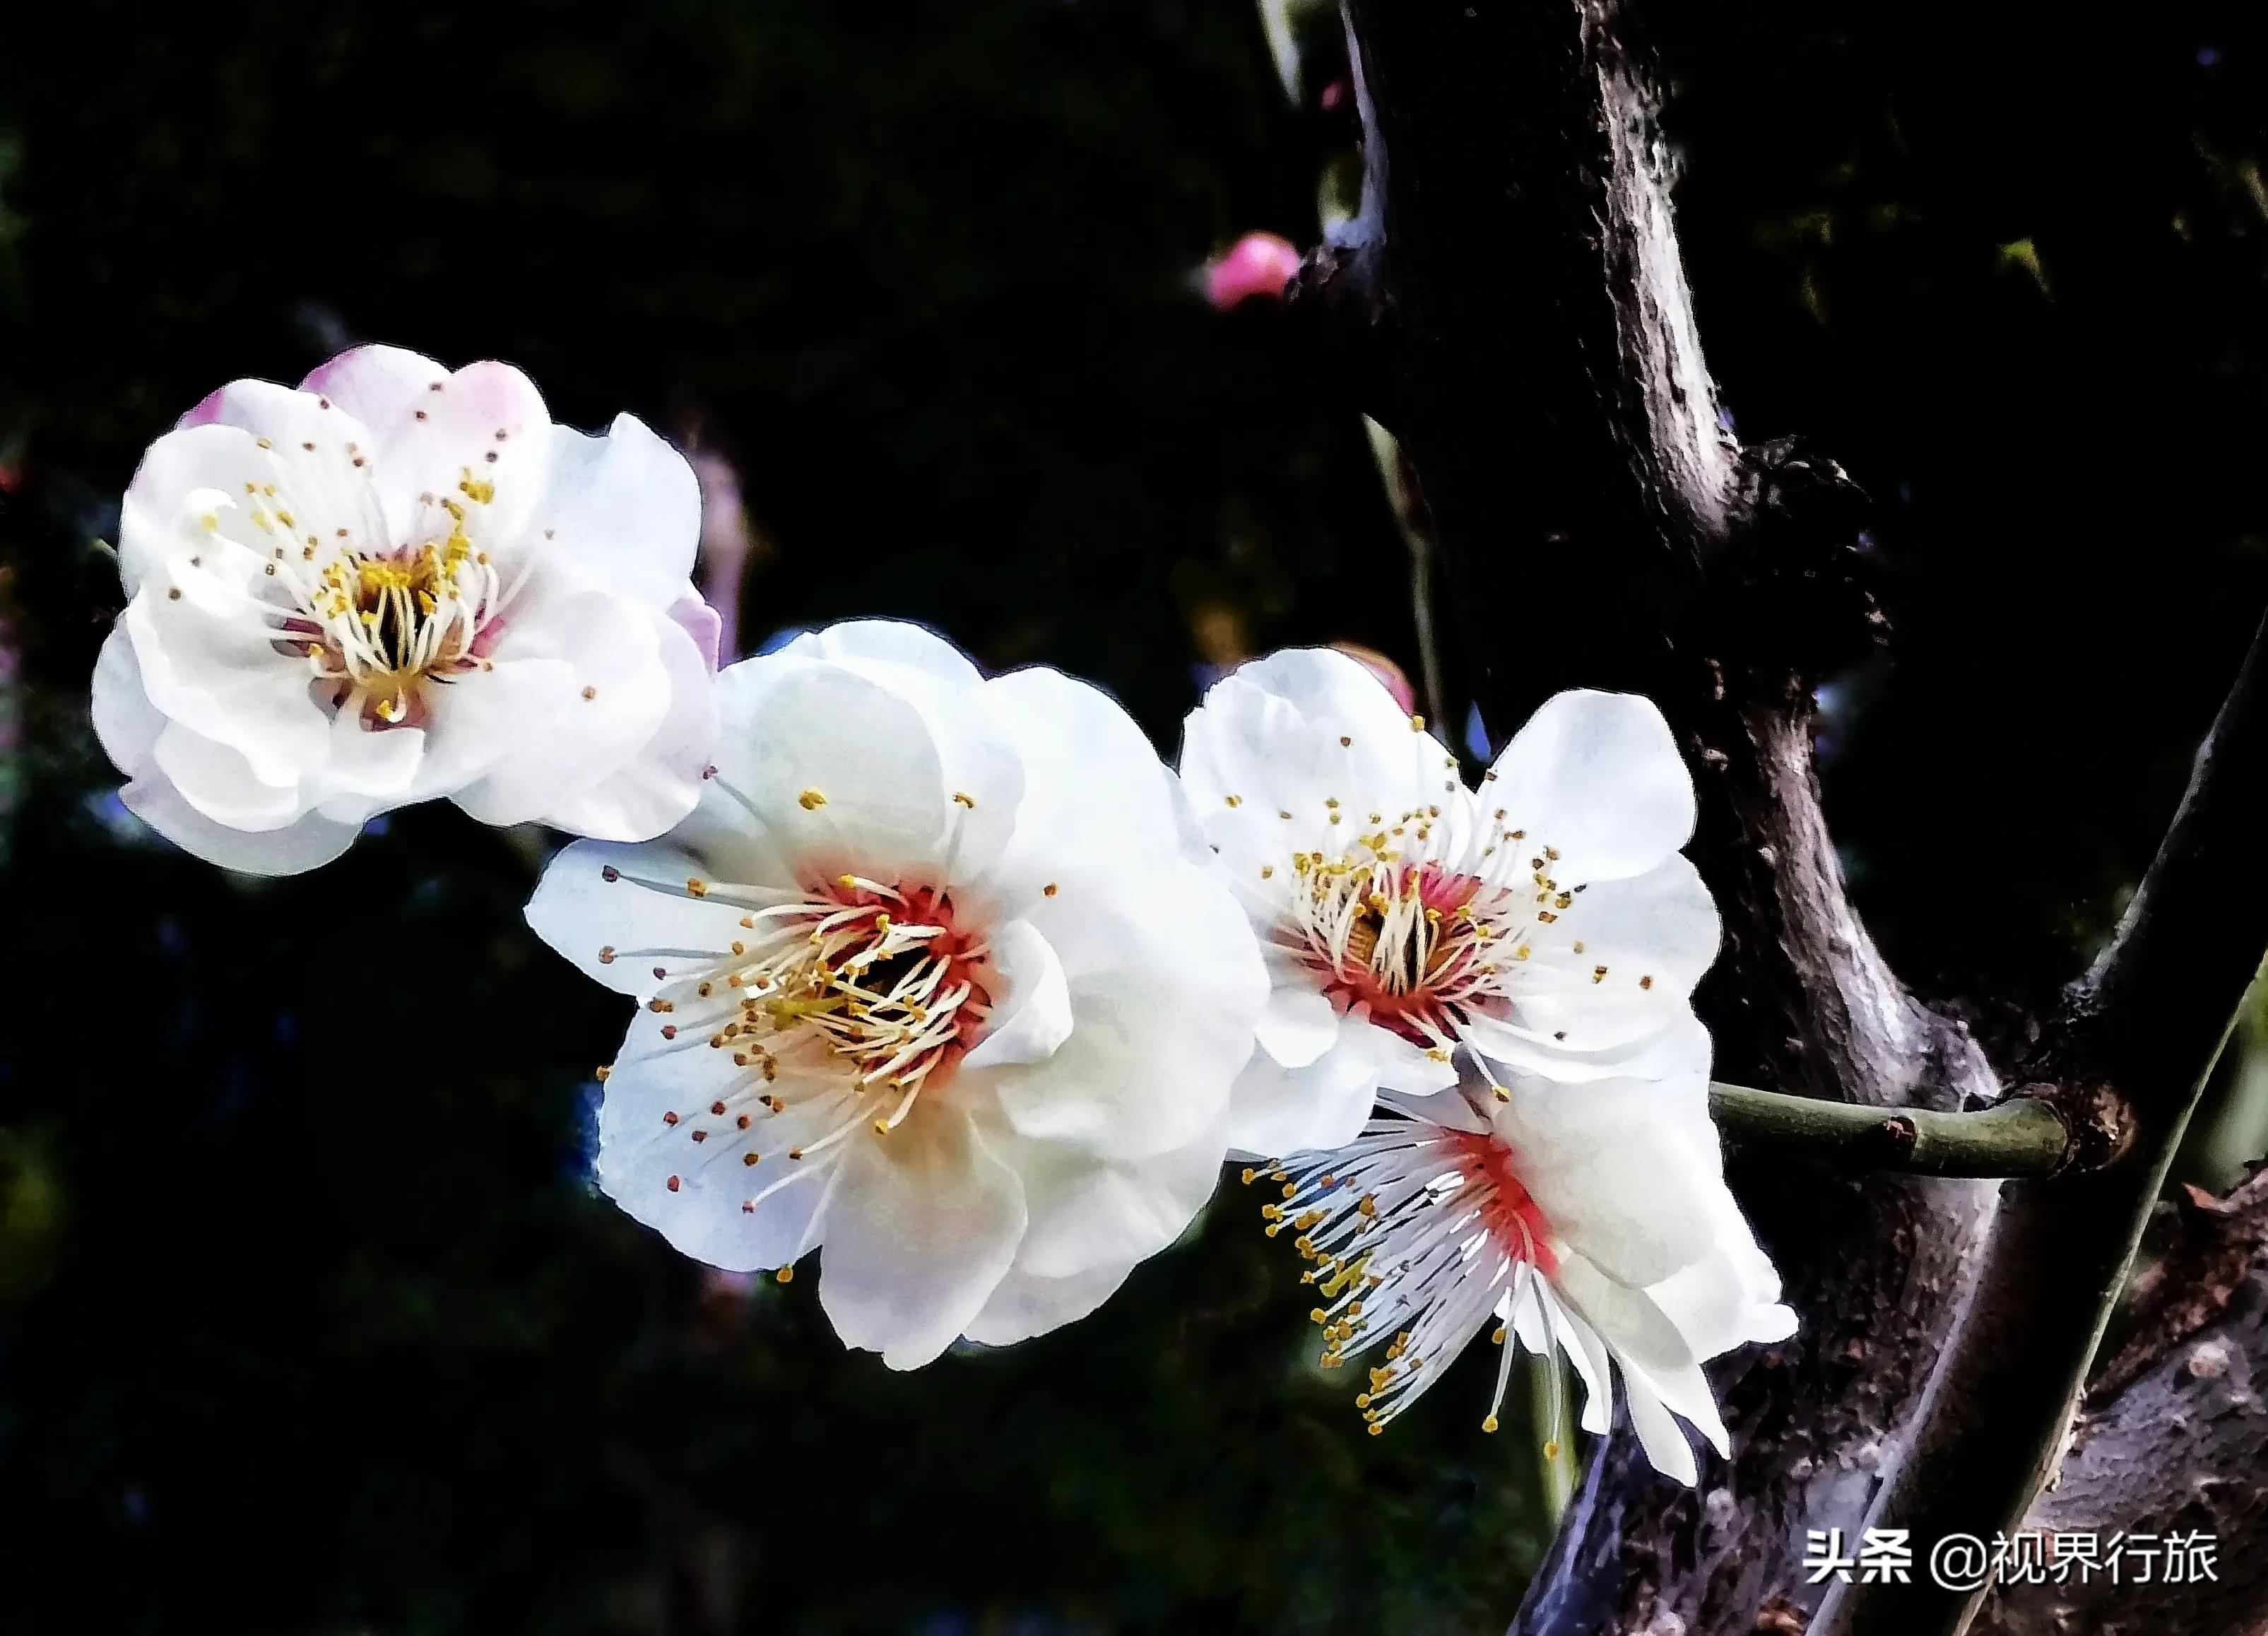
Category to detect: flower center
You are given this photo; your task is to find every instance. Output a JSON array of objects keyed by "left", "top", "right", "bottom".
[
  {"left": 633, "top": 872, "right": 994, "bottom": 1143},
  {"left": 261, "top": 476, "right": 505, "bottom": 729},
  {"left": 1284, "top": 856, "right": 1523, "bottom": 1051},
  {"left": 1253, "top": 1112, "right": 1558, "bottom": 1435}
]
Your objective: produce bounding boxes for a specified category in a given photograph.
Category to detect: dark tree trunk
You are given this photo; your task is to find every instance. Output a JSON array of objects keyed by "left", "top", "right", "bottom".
[
  {"left": 1305, "top": 4, "right": 2268, "bottom": 1633},
  {"left": 1976, "top": 1172, "right": 2268, "bottom": 1636}
]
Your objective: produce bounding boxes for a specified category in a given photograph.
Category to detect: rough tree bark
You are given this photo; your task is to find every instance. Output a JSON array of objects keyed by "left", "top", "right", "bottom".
[
  {"left": 1976, "top": 1172, "right": 2268, "bottom": 1636},
  {"left": 1293, "top": 3, "right": 2268, "bottom": 1633}
]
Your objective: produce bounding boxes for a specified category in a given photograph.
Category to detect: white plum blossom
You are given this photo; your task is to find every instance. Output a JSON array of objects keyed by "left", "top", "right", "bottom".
[
  {"left": 1256, "top": 1039, "right": 1794, "bottom": 1483},
  {"left": 526, "top": 620, "right": 1267, "bottom": 1367},
  {"left": 1179, "top": 649, "right": 1719, "bottom": 1157},
  {"left": 91, "top": 346, "right": 721, "bottom": 874}
]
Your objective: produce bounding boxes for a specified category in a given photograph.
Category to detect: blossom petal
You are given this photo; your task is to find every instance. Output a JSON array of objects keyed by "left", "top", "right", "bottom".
[
  {"left": 364, "top": 360, "right": 553, "bottom": 546},
  {"left": 962, "top": 918, "right": 1074, "bottom": 1071},
  {"left": 1255, "top": 982, "right": 1339, "bottom": 1069},
  {"left": 1485, "top": 690, "right": 1694, "bottom": 883},
  {"left": 817, "top": 1108, "right": 1027, "bottom": 1369},
  {"left": 296, "top": 345, "right": 449, "bottom": 439},
  {"left": 1181, "top": 647, "right": 1453, "bottom": 855},
  {"left": 1487, "top": 1024, "right": 1731, "bottom": 1287},
  {"left": 1003, "top": 1117, "right": 1225, "bottom": 1281},
  {"left": 537, "top": 414, "right": 704, "bottom": 608},
  {"left": 962, "top": 1259, "right": 1135, "bottom": 1348},
  {"left": 526, "top": 608, "right": 714, "bottom": 842},
  {"left": 781, "top": 618, "right": 986, "bottom": 690},
  {"left": 1463, "top": 853, "right": 1721, "bottom": 1076},
  {"left": 1222, "top": 1025, "right": 1386, "bottom": 1160},
  {"left": 595, "top": 1011, "right": 843, "bottom": 1274},
  {"left": 978, "top": 664, "right": 1193, "bottom": 908},
  {"left": 696, "top": 658, "right": 955, "bottom": 888},
  {"left": 122, "top": 569, "right": 331, "bottom": 789},
  {"left": 524, "top": 840, "right": 748, "bottom": 998},
  {"left": 1553, "top": 1251, "right": 1730, "bottom": 1463},
  {"left": 975, "top": 861, "right": 1265, "bottom": 1160},
  {"left": 150, "top": 719, "right": 302, "bottom": 829},
  {"left": 447, "top": 589, "right": 668, "bottom": 831},
  {"left": 766, "top": 630, "right": 1026, "bottom": 885}
]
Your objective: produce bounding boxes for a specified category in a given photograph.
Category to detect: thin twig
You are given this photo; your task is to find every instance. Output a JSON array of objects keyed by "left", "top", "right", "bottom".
[{"left": 1709, "top": 1083, "right": 2070, "bottom": 1179}]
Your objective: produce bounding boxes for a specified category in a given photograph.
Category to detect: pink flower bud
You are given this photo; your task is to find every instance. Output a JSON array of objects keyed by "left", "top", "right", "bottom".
[{"left": 1203, "top": 232, "right": 1304, "bottom": 310}]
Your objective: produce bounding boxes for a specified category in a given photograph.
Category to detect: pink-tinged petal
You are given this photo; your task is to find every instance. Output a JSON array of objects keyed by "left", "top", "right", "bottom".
[
  {"left": 365, "top": 359, "right": 553, "bottom": 546},
  {"left": 667, "top": 592, "right": 722, "bottom": 673},
  {"left": 1333, "top": 642, "right": 1417, "bottom": 715},
  {"left": 296, "top": 344, "right": 449, "bottom": 440},
  {"left": 1203, "top": 231, "right": 1304, "bottom": 310}
]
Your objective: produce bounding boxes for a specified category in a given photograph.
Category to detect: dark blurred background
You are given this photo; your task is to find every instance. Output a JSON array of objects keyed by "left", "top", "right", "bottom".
[{"left": 1, "top": 2, "right": 2264, "bottom": 1631}]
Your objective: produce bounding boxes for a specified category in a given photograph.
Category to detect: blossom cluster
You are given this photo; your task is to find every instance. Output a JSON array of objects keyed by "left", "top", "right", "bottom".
[{"left": 94, "top": 347, "right": 1791, "bottom": 1483}]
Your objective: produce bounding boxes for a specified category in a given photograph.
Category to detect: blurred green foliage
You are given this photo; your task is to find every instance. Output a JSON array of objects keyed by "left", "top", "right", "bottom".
[{"left": 1, "top": 1, "right": 2266, "bottom": 1632}]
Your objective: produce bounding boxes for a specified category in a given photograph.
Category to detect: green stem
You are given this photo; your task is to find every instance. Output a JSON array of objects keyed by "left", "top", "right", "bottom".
[
  {"left": 1527, "top": 1350, "right": 1576, "bottom": 1526},
  {"left": 1708, "top": 1081, "right": 2072, "bottom": 1178}
]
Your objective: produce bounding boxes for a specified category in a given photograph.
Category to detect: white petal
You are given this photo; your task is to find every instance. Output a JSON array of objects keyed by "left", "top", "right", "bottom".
[
  {"left": 313, "top": 709, "right": 427, "bottom": 817},
  {"left": 1463, "top": 1002, "right": 1708, "bottom": 1086},
  {"left": 537, "top": 413, "right": 704, "bottom": 607},
  {"left": 535, "top": 607, "right": 716, "bottom": 842},
  {"left": 1552, "top": 1252, "right": 1730, "bottom": 1465},
  {"left": 595, "top": 1011, "right": 841, "bottom": 1273},
  {"left": 962, "top": 918, "right": 1074, "bottom": 1071},
  {"left": 974, "top": 862, "right": 1265, "bottom": 1160},
  {"left": 413, "top": 655, "right": 579, "bottom": 803},
  {"left": 447, "top": 588, "right": 668, "bottom": 831},
  {"left": 122, "top": 411, "right": 387, "bottom": 599},
  {"left": 1486, "top": 1025, "right": 1729, "bottom": 1287},
  {"left": 150, "top": 719, "right": 305, "bottom": 830},
  {"left": 524, "top": 840, "right": 745, "bottom": 998},
  {"left": 1624, "top": 1370, "right": 1701, "bottom": 1485},
  {"left": 1000, "top": 1116, "right": 1224, "bottom": 1282},
  {"left": 1180, "top": 647, "right": 1453, "bottom": 854},
  {"left": 976, "top": 664, "right": 1193, "bottom": 907},
  {"left": 1548, "top": 1290, "right": 1620, "bottom": 1437},
  {"left": 1255, "top": 982, "right": 1339, "bottom": 1069},
  {"left": 1476, "top": 854, "right": 1720, "bottom": 1073},
  {"left": 962, "top": 1259, "right": 1135, "bottom": 1347},
  {"left": 123, "top": 578, "right": 331, "bottom": 791},
  {"left": 694, "top": 655, "right": 957, "bottom": 889},
  {"left": 817, "top": 1108, "right": 1028, "bottom": 1369},
  {"left": 90, "top": 624, "right": 165, "bottom": 777},
  {"left": 1368, "top": 1020, "right": 1462, "bottom": 1095},
  {"left": 1222, "top": 1028, "right": 1385, "bottom": 1160},
  {"left": 1485, "top": 690, "right": 1694, "bottom": 883},
  {"left": 781, "top": 618, "right": 985, "bottom": 690}
]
